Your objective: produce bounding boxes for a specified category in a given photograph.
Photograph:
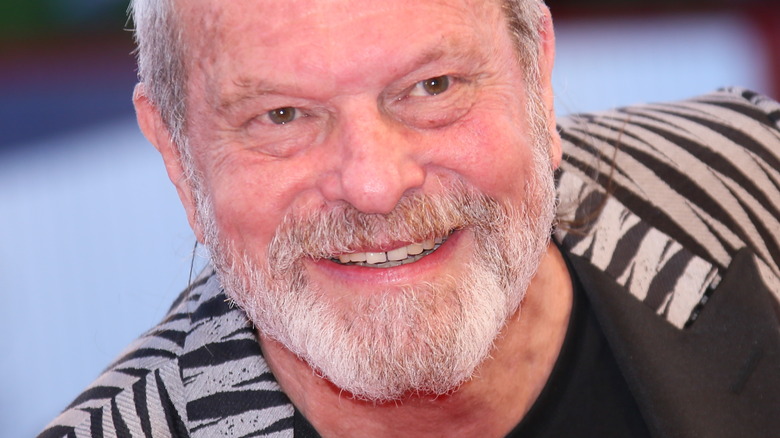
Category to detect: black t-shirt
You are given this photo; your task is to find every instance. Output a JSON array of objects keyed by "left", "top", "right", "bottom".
[
  {"left": 506, "top": 255, "right": 651, "bottom": 437},
  {"left": 294, "top": 261, "right": 651, "bottom": 437}
]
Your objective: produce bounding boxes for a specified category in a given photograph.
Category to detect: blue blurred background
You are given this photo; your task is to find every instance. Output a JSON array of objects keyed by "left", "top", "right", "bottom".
[{"left": 1, "top": 0, "right": 778, "bottom": 436}]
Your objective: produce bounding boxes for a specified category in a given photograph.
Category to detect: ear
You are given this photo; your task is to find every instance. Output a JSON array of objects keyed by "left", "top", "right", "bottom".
[
  {"left": 538, "top": 6, "right": 562, "bottom": 169},
  {"left": 133, "top": 83, "right": 205, "bottom": 242}
]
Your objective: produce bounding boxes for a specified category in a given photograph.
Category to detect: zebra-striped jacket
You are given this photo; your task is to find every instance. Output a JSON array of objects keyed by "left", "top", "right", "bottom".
[{"left": 39, "top": 88, "right": 780, "bottom": 438}]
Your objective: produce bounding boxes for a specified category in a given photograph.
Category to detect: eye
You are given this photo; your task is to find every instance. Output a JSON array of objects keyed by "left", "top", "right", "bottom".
[
  {"left": 267, "top": 107, "right": 298, "bottom": 125},
  {"left": 410, "top": 75, "right": 450, "bottom": 97}
]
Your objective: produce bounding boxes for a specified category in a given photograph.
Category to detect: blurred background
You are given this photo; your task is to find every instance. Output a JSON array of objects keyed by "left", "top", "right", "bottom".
[{"left": 1, "top": 0, "right": 778, "bottom": 436}]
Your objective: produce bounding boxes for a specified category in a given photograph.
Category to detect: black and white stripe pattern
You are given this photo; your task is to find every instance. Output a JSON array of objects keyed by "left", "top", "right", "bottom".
[
  {"left": 556, "top": 87, "right": 780, "bottom": 328},
  {"left": 39, "top": 269, "right": 297, "bottom": 438},
  {"left": 38, "top": 88, "right": 780, "bottom": 437}
]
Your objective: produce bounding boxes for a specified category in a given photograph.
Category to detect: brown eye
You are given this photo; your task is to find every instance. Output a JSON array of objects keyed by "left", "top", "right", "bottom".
[
  {"left": 419, "top": 76, "right": 450, "bottom": 96},
  {"left": 268, "top": 107, "right": 297, "bottom": 124}
]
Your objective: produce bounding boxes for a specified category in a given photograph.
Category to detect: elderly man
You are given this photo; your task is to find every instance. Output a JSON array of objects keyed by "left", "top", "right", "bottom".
[{"left": 40, "top": 0, "right": 779, "bottom": 437}]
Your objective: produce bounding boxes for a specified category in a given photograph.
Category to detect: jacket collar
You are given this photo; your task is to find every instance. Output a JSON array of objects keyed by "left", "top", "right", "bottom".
[
  {"left": 179, "top": 271, "right": 295, "bottom": 437},
  {"left": 555, "top": 166, "right": 780, "bottom": 438},
  {"left": 567, "top": 248, "right": 780, "bottom": 438},
  {"left": 554, "top": 168, "right": 721, "bottom": 329}
]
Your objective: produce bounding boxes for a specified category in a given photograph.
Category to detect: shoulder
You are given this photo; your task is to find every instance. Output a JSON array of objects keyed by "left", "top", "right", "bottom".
[
  {"left": 39, "top": 267, "right": 292, "bottom": 438},
  {"left": 555, "top": 88, "right": 780, "bottom": 325},
  {"left": 37, "top": 269, "right": 219, "bottom": 438}
]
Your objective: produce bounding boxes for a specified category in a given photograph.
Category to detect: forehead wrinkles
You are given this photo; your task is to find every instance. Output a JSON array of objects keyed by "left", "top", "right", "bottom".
[
  {"left": 192, "top": 5, "right": 225, "bottom": 76},
  {"left": 181, "top": 0, "right": 511, "bottom": 89},
  {"left": 179, "top": 0, "right": 257, "bottom": 115},
  {"left": 181, "top": 0, "right": 503, "bottom": 41}
]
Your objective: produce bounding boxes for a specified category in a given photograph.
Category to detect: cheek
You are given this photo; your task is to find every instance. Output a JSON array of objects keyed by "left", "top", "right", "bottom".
[
  {"left": 428, "top": 107, "right": 538, "bottom": 200},
  {"left": 208, "top": 176, "right": 278, "bottom": 255},
  {"left": 202, "top": 155, "right": 318, "bottom": 255}
]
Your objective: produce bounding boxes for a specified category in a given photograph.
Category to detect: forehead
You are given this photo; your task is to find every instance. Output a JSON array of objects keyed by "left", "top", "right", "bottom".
[
  {"left": 179, "top": 0, "right": 503, "bottom": 42},
  {"left": 177, "top": 0, "right": 512, "bottom": 97}
]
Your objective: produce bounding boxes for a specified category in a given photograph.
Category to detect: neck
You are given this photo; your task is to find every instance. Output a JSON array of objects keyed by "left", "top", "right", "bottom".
[{"left": 259, "top": 242, "right": 573, "bottom": 438}]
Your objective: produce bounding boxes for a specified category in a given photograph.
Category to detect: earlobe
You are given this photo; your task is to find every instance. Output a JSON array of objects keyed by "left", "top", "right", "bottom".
[
  {"left": 538, "top": 6, "right": 562, "bottom": 169},
  {"left": 133, "top": 83, "right": 205, "bottom": 242}
]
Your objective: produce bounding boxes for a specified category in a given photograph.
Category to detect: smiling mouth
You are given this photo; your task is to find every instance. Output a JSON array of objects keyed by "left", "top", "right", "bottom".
[{"left": 331, "top": 235, "right": 450, "bottom": 268}]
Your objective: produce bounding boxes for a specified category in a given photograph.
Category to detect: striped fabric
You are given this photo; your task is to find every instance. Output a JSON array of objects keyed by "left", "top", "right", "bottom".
[
  {"left": 556, "top": 87, "right": 780, "bottom": 327},
  {"left": 38, "top": 88, "right": 780, "bottom": 437}
]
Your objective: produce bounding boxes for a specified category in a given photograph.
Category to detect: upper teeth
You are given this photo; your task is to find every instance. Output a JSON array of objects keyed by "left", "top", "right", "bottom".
[{"left": 335, "top": 237, "right": 444, "bottom": 267}]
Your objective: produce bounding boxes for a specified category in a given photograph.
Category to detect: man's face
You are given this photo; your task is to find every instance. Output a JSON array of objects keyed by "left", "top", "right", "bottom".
[{"left": 173, "top": 0, "right": 559, "bottom": 400}]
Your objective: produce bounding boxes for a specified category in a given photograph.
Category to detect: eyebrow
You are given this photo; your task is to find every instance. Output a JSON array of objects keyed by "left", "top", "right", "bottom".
[
  {"left": 216, "top": 78, "right": 277, "bottom": 115},
  {"left": 215, "top": 39, "right": 483, "bottom": 114}
]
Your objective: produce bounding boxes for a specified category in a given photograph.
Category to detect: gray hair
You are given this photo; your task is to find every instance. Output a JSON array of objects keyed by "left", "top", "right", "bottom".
[
  {"left": 130, "top": 0, "right": 187, "bottom": 147},
  {"left": 129, "top": 0, "right": 548, "bottom": 152}
]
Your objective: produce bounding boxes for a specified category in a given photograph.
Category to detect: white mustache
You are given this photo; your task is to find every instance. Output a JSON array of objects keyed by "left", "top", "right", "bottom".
[{"left": 265, "top": 182, "right": 510, "bottom": 270}]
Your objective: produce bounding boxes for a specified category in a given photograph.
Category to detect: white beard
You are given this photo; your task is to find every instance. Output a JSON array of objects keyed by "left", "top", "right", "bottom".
[{"left": 197, "top": 123, "right": 557, "bottom": 402}]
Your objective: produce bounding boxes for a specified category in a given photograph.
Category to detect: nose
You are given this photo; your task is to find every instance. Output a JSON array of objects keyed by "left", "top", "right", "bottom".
[{"left": 319, "top": 103, "right": 425, "bottom": 214}]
